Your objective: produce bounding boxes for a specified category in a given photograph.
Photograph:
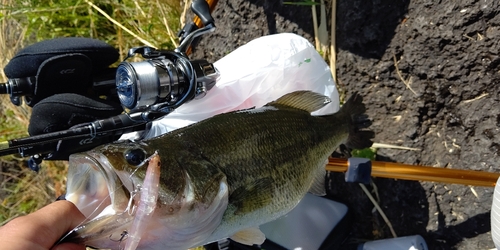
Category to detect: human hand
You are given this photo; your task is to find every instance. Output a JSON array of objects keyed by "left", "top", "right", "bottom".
[{"left": 0, "top": 200, "right": 86, "bottom": 250}]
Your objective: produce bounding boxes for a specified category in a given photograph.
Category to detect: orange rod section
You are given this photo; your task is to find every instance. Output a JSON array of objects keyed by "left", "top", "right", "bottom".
[{"left": 326, "top": 158, "right": 500, "bottom": 187}]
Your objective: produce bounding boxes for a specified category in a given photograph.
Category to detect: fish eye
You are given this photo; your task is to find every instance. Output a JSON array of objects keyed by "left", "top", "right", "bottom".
[{"left": 124, "top": 148, "right": 146, "bottom": 166}]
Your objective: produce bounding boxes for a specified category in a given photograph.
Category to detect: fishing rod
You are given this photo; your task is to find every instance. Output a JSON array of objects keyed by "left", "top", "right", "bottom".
[{"left": 327, "top": 157, "right": 500, "bottom": 187}]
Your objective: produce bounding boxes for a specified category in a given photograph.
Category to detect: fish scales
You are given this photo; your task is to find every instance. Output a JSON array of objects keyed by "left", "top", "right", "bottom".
[
  {"left": 148, "top": 106, "right": 346, "bottom": 240},
  {"left": 61, "top": 91, "right": 373, "bottom": 250},
  {"left": 168, "top": 108, "right": 343, "bottom": 194}
]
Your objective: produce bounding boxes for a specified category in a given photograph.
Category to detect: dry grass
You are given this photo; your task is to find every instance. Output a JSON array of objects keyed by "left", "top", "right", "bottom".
[
  {"left": 0, "top": 0, "right": 183, "bottom": 224},
  {"left": 0, "top": 159, "right": 68, "bottom": 223}
]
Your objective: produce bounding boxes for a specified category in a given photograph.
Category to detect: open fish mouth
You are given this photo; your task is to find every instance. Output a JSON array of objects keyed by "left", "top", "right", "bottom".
[
  {"left": 65, "top": 152, "right": 132, "bottom": 220},
  {"left": 60, "top": 152, "right": 139, "bottom": 248}
]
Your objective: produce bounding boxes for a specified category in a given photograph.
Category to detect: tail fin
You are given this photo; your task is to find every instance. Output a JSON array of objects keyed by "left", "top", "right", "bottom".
[{"left": 340, "top": 92, "right": 374, "bottom": 149}]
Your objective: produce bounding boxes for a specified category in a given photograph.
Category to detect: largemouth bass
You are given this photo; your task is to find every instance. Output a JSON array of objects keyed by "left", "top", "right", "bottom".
[{"left": 60, "top": 91, "right": 373, "bottom": 249}]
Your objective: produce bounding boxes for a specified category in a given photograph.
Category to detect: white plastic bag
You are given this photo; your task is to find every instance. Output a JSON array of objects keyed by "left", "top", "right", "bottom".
[{"left": 145, "top": 33, "right": 339, "bottom": 138}]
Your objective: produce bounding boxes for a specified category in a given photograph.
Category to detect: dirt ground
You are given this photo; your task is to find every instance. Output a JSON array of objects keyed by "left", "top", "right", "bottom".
[{"left": 191, "top": 0, "right": 500, "bottom": 249}]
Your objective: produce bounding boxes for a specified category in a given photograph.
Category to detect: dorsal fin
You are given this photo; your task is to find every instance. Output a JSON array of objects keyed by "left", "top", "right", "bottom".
[{"left": 266, "top": 91, "right": 331, "bottom": 113}]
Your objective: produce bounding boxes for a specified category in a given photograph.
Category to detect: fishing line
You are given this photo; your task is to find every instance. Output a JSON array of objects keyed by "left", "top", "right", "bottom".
[
  {"left": 127, "top": 150, "right": 159, "bottom": 187},
  {"left": 66, "top": 166, "right": 109, "bottom": 224},
  {"left": 125, "top": 151, "right": 159, "bottom": 215},
  {"left": 88, "top": 123, "right": 97, "bottom": 139}
]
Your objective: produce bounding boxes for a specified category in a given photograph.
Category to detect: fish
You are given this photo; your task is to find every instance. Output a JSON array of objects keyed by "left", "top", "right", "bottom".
[{"left": 60, "top": 90, "right": 374, "bottom": 250}]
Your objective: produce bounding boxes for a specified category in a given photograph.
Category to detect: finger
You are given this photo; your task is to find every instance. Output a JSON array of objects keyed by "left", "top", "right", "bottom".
[
  {"left": 0, "top": 200, "right": 86, "bottom": 250},
  {"left": 30, "top": 200, "right": 86, "bottom": 248},
  {"left": 50, "top": 242, "right": 86, "bottom": 250}
]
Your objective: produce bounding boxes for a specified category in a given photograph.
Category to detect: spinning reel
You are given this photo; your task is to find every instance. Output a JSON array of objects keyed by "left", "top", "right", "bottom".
[{"left": 0, "top": 0, "right": 219, "bottom": 170}]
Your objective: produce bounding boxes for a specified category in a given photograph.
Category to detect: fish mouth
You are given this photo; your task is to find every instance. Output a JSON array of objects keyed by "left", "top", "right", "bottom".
[
  {"left": 60, "top": 152, "right": 139, "bottom": 247},
  {"left": 65, "top": 152, "right": 132, "bottom": 219}
]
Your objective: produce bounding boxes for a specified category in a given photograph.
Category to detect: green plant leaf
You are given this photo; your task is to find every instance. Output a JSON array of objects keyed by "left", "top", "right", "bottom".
[{"left": 351, "top": 148, "right": 377, "bottom": 161}]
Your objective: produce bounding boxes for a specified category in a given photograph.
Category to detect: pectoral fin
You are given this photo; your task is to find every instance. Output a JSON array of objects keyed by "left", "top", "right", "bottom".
[{"left": 230, "top": 227, "right": 266, "bottom": 245}]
